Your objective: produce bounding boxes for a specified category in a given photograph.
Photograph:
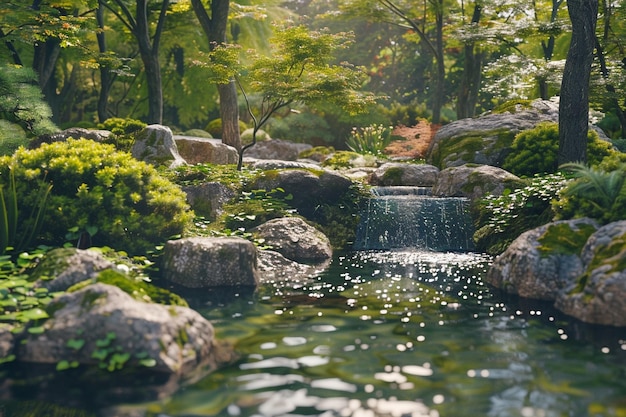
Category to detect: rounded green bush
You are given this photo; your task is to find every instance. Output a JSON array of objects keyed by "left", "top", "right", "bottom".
[
  {"left": 205, "top": 119, "right": 248, "bottom": 138},
  {"left": 503, "top": 122, "right": 615, "bottom": 177},
  {"left": 0, "top": 138, "right": 194, "bottom": 254}
]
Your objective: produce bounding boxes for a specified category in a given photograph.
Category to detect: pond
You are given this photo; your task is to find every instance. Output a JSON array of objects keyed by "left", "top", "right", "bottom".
[{"left": 4, "top": 249, "right": 624, "bottom": 417}]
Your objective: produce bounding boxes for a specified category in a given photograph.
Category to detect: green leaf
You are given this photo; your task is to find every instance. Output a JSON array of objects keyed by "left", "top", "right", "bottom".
[
  {"left": 66, "top": 338, "right": 85, "bottom": 351},
  {"left": 56, "top": 360, "right": 71, "bottom": 371},
  {"left": 139, "top": 358, "right": 157, "bottom": 367},
  {"left": 91, "top": 349, "right": 109, "bottom": 360},
  {"left": 27, "top": 326, "right": 45, "bottom": 334}
]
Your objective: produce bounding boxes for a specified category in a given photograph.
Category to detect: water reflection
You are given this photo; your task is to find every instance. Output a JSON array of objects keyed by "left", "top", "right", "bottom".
[{"left": 3, "top": 250, "right": 626, "bottom": 417}]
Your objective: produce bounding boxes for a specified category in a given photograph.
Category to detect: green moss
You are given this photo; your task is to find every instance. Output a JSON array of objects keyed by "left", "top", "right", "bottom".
[
  {"left": 381, "top": 167, "right": 404, "bottom": 185},
  {"left": 95, "top": 269, "right": 188, "bottom": 306},
  {"left": 80, "top": 288, "right": 106, "bottom": 309},
  {"left": 537, "top": 222, "right": 597, "bottom": 257},
  {"left": 299, "top": 146, "right": 335, "bottom": 159},
  {"left": 431, "top": 129, "right": 515, "bottom": 168},
  {"left": 321, "top": 151, "right": 361, "bottom": 169},
  {"left": 27, "top": 248, "right": 75, "bottom": 282},
  {"left": 492, "top": 99, "right": 533, "bottom": 114}
]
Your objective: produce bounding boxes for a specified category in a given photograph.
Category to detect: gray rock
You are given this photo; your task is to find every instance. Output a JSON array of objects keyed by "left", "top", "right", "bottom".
[
  {"left": 370, "top": 163, "right": 439, "bottom": 186},
  {"left": 247, "top": 159, "right": 321, "bottom": 170},
  {"left": 132, "top": 125, "right": 187, "bottom": 168},
  {"left": 252, "top": 168, "right": 353, "bottom": 219},
  {"left": 182, "top": 182, "right": 235, "bottom": 221},
  {"left": 31, "top": 127, "right": 112, "bottom": 148},
  {"left": 174, "top": 136, "right": 238, "bottom": 165},
  {"left": 243, "top": 138, "right": 312, "bottom": 161},
  {"left": 485, "top": 218, "right": 599, "bottom": 301},
  {"left": 556, "top": 221, "right": 626, "bottom": 326},
  {"left": 432, "top": 164, "right": 523, "bottom": 201},
  {"left": 17, "top": 283, "right": 224, "bottom": 374},
  {"left": 253, "top": 217, "right": 332, "bottom": 264},
  {"left": 32, "top": 248, "right": 117, "bottom": 292},
  {"left": 0, "top": 325, "right": 15, "bottom": 361},
  {"left": 257, "top": 249, "right": 331, "bottom": 285},
  {"left": 427, "top": 99, "right": 560, "bottom": 168},
  {"left": 162, "top": 237, "right": 259, "bottom": 288}
]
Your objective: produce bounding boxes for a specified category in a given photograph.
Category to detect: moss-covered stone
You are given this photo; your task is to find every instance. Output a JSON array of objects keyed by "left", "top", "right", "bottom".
[{"left": 537, "top": 222, "right": 597, "bottom": 257}]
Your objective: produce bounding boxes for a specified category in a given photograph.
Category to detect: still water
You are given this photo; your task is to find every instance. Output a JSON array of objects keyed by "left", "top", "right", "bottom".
[{"left": 4, "top": 250, "right": 626, "bottom": 416}]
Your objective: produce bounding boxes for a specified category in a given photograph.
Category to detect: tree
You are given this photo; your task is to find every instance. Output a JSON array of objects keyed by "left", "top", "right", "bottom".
[
  {"left": 101, "top": 0, "right": 171, "bottom": 124},
  {"left": 0, "top": 1, "right": 96, "bottom": 122},
  {"left": 191, "top": 0, "right": 241, "bottom": 151},
  {"left": 202, "top": 25, "right": 377, "bottom": 169},
  {"left": 558, "top": 0, "right": 598, "bottom": 165}
]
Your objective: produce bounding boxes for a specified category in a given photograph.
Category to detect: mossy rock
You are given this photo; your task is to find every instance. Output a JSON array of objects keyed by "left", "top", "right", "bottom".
[{"left": 429, "top": 129, "right": 516, "bottom": 169}]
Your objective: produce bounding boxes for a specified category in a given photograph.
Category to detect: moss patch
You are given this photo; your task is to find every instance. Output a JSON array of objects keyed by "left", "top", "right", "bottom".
[{"left": 537, "top": 222, "right": 597, "bottom": 257}]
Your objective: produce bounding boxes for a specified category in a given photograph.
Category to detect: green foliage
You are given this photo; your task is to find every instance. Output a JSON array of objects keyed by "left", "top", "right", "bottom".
[
  {"left": 266, "top": 111, "right": 336, "bottom": 144},
  {"left": 0, "top": 120, "right": 28, "bottom": 156},
  {"left": 474, "top": 173, "right": 570, "bottom": 254},
  {"left": 0, "top": 249, "right": 51, "bottom": 334},
  {"left": 556, "top": 163, "right": 626, "bottom": 225},
  {"left": 503, "top": 122, "right": 615, "bottom": 177},
  {"left": 97, "top": 117, "right": 147, "bottom": 152},
  {"left": 345, "top": 124, "right": 393, "bottom": 156},
  {"left": 0, "top": 168, "right": 51, "bottom": 255},
  {"left": 204, "top": 119, "right": 248, "bottom": 138},
  {"left": 0, "top": 65, "right": 58, "bottom": 138},
  {"left": 182, "top": 129, "right": 212, "bottom": 138},
  {"left": 0, "top": 139, "right": 193, "bottom": 255},
  {"left": 321, "top": 151, "right": 369, "bottom": 169},
  {"left": 169, "top": 163, "right": 258, "bottom": 190},
  {"left": 222, "top": 188, "right": 296, "bottom": 232}
]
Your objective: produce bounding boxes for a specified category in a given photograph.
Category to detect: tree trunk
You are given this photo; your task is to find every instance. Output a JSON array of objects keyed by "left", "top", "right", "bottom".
[
  {"left": 97, "top": 1, "right": 113, "bottom": 123},
  {"left": 135, "top": 0, "right": 168, "bottom": 124},
  {"left": 191, "top": 0, "right": 241, "bottom": 151},
  {"left": 457, "top": 4, "right": 482, "bottom": 119},
  {"left": 431, "top": 1, "right": 444, "bottom": 125},
  {"left": 558, "top": 0, "right": 598, "bottom": 165}
]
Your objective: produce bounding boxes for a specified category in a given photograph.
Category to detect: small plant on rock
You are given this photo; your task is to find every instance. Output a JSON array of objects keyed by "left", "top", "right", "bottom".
[{"left": 345, "top": 124, "right": 393, "bottom": 156}]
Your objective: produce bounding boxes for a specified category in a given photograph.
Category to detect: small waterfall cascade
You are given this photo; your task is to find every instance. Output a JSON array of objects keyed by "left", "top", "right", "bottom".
[{"left": 353, "top": 186, "right": 475, "bottom": 252}]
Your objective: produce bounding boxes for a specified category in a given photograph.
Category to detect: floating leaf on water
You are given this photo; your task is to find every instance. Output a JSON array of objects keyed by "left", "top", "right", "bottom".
[
  {"left": 139, "top": 358, "right": 157, "bottom": 367},
  {"left": 18, "top": 308, "right": 49, "bottom": 321},
  {"left": 27, "top": 326, "right": 45, "bottom": 334}
]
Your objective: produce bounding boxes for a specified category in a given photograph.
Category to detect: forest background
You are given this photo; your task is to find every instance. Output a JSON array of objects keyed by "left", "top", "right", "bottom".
[{"left": 0, "top": 0, "right": 624, "bottom": 155}]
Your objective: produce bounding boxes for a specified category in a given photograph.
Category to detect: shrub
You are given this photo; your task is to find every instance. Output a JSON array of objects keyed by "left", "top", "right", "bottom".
[
  {"left": 555, "top": 162, "right": 626, "bottom": 225},
  {"left": 474, "top": 173, "right": 569, "bottom": 254},
  {"left": 205, "top": 119, "right": 248, "bottom": 138},
  {"left": 97, "top": 117, "right": 147, "bottom": 152},
  {"left": 0, "top": 139, "right": 193, "bottom": 255},
  {"left": 502, "top": 122, "right": 615, "bottom": 177}
]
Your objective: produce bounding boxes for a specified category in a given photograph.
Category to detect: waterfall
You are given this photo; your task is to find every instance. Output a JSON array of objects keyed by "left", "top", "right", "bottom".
[{"left": 353, "top": 187, "right": 475, "bottom": 252}]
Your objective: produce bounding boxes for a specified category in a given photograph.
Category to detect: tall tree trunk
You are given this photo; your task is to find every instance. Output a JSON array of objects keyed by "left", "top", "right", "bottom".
[
  {"left": 33, "top": 39, "right": 61, "bottom": 122},
  {"left": 97, "top": 1, "right": 113, "bottom": 123},
  {"left": 191, "top": 0, "right": 241, "bottom": 151},
  {"left": 431, "top": 1, "right": 444, "bottom": 125},
  {"left": 134, "top": 0, "right": 168, "bottom": 124},
  {"left": 457, "top": 4, "right": 482, "bottom": 119},
  {"left": 558, "top": 0, "right": 598, "bottom": 165}
]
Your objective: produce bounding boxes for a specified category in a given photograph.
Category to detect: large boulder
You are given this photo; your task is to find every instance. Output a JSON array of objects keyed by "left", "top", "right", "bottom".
[
  {"left": 17, "top": 283, "right": 225, "bottom": 374},
  {"left": 253, "top": 217, "right": 332, "bottom": 264},
  {"left": 432, "top": 164, "right": 523, "bottom": 201},
  {"left": 485, "top": 219, "right": 599, "bottom": 301},
  {"left": 161, "top": 237, "right": 259, "bottom": 288},
  {"left": 556, "top": 221, "right": 626, "bottom": 326},
  {"left": 182, "top": 182, "right": 235, "bottom": 221},
  {"left": 243, "top": 138, "right": 312, "bottom": 161},
  {"left": 174, "top": 136, "right": 238, "bottom": 165},
  {"left": 251, "top": 168, "right": 353, "bottom": 219},
  {"left": 132, "top": 125, "right": 186, "bottom": 168},
  {"left": 369, "top": 163, "right": 439, "bottom": 186},
  {"left": 427, "top": 99, "right": 560, "bottom": 169}
]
